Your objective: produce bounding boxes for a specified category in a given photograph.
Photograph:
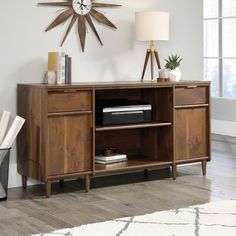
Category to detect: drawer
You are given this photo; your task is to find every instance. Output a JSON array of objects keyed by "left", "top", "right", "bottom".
[
  {"left": 175, "top": 85, "right": 208, "bottom": 106},
  {"left": 48, "top": 90, "right": 92, "bottom": 113}
]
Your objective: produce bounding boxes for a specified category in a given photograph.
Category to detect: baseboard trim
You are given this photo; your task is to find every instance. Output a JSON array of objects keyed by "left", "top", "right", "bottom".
[{"left": 212, "top": 119, "right": 236, "bottom": 137}]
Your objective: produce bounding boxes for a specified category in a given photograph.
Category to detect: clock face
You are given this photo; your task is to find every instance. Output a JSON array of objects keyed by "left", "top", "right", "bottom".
[{"left": 72, "top": 0, "right": 92, "bottom": 15}]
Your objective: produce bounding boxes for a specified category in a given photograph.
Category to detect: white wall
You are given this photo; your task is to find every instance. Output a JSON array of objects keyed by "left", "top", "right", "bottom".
[
  {"left": 212, "top": 98, "right": 236, "bottom": 137},
  {"left": 0, "top": 0, "right": 203, "bottom": 188}
]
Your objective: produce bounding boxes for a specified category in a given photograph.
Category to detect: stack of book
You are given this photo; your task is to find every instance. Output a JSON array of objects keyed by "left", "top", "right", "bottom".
[
  {"left": 48, "top": 52, "right": 72, "bottom": 85},
  {"left": 95, "top": 154, "right": 128, "bottom": 165}
]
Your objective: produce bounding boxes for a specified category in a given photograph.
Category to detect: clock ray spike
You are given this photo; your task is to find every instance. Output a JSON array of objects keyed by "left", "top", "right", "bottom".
[
  {"left": 92, "top": 3, "right": 122, "bottom": 8},
  {"left": 85, "top": 14, "right": 103, "bottom": 46},
  {"left": 61, "top": 14, "right": 78, "bottom": 46},
  {"left": 38, "top": 2, "right": 71, "bottom": 7},
  {"left": 45, "top": 8, "right": 74, "bottom": 32},
  {"left": 78, "top": 15, "right": 86, "bottom": 52},
  {"left": 90, "top": 9, "right": 117, "bottom": 29}
]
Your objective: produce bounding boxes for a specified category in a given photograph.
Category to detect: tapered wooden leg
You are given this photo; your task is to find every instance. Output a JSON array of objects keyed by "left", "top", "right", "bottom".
[
  {"left": 141, "top": 50, "right": 150, "bottom": 81},
  {"left": 202, "top": 160, "right": 207, "bottom": 176},
  {"left": 59, "top": 179, "right": 64, "bottom": 187},
  {"left": 46, "top": 180, "right": 51, "bottom": 198},
  {"left": 85, "top": 175, "right": 90, "bottom": 192},
  {"left": 22, "top": 175, "right": 27, "bottom": 189},
  {"left": 172, "top": 165, "right": 177, "bottom": 180},
  {"left": 144, "top": 169, "right": 148, "bottom": 177},
  {"left": 150, "top": 51, "right": 154, "bottom": 81},
  {"left": 154, "top": 50, "right": 161, "bottom": 69}
]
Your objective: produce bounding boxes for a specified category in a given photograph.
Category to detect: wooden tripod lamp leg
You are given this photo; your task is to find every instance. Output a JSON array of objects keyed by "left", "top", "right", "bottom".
[
  {"left": 141, "top": 50, "right": 151, "bottom": 81},
  {"left": 154, "top": 50, "right": 161, "bottom": 70},
  {"left": 150, "top": 51, "right": 154, "bottom": 82}
]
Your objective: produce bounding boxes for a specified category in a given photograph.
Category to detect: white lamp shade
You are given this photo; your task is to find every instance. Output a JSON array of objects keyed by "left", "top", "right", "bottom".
[{"left": 135, "top": 11, "right": 169, "bottom": 41}]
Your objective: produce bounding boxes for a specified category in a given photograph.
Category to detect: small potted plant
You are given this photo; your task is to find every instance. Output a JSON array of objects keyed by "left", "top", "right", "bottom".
[{"left": 164, "top": 54, "right": 183, "bottom": 82}]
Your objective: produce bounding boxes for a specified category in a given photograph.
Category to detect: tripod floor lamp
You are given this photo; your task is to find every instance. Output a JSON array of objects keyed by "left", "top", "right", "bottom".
[{"left": 135, "top": 11, "right": 169, "bottom": 82}]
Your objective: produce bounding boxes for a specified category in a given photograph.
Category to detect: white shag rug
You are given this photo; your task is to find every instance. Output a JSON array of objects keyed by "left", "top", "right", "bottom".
[{"left": 34, "top": 200, "right": 236, "bottom": 236}]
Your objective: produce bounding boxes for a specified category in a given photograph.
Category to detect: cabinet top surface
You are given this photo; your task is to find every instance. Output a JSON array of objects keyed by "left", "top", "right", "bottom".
[{"left": 18, "top": 80, "right": 210, "bottom": 90}]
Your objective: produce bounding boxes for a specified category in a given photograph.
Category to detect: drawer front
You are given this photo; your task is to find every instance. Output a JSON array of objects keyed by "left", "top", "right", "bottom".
[
  {"left": 175, "top": 86, "right": 208, "bottom": 106},
  {"left": 48, "top": 90, "right": 92, "bottom": 113}
]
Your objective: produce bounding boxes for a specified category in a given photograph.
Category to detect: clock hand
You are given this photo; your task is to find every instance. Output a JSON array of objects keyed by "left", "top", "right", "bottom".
[{"left": 81, "top": 3, "right": 89, "bottom": 10}]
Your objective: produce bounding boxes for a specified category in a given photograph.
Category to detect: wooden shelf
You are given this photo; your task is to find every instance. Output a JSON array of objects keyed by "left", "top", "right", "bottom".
[
  {"left": 95, "top": 156, "right": 172, "bottom": 174},
  {"left": 175, "top": 104, "right": 209, "bottom": 109},
  {"left": 95, "top": 121, "right": 172, "bottom": 132}
]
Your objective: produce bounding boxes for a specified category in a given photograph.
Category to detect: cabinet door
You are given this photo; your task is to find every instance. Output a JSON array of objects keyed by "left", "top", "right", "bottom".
[
  {"left": 47, "top": 114, "right": 92, "bottom": 176},
  {"left": 175, "top": 108, "right": 209, "bottom": 161}
]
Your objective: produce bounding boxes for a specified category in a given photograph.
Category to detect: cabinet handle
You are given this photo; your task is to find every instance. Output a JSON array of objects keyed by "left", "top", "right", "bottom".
[
  {"left": 63, "top": 89, "right": 77, "bottom": 93},
  {"left": 185, "top": 85, "right": 198, "bottom": 89}
]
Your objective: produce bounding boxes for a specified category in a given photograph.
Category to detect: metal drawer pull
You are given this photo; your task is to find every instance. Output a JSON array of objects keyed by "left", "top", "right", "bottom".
[{"left": 185, "top": 85, "right": 198, "bottom": 89}]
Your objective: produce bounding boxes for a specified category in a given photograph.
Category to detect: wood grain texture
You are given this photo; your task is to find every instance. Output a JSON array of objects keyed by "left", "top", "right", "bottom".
[
  {"left": 96, "top": 121, "right": 171, "bottom": 132},
  {"left": 22, "top": 175, "right": 27, "bottom": 189},
  {"left": 95, "top": 158, "right": 172, "bottom": 174},
  {"left": 85, "top": 14, "right": 103, "bottom": 46},
  {"left": 141, "top": 51, "right": 150, "bottom": 81},
  {"left": 17, "top": 82, "right": 210, "bottom": 197},
  {"left": 90, "top": 9, "right": 117, "bottom": 29},
  {"left": 202, "top": 160, "right": 207, "bottom": 176},
  {"left": 175, "top": 108, "right": 209, "bottom": 161},
  {"left": 150, "top": 51, "right": 154, "bottom": 81},
  {"left": 85, "top": 174, "right": 91, "bottom": 192},
  {"left": 175, "top": 86, "right": 207, "bottom": 105},
  {"left": 61, "top": 14, "right": 78, "bottom": 46},
  {"left": 19, "top": 81, "right": 210, "bottom": 90},
  {"left": 154, "top": 50, "right": 161, "bottom": 69},
  {"left": 95, "top": 129, "right": 142, "bottom": 157},
  {"left": 45, "top": 8, "right": 73, "bottom": 32},
  {"left": 47, "top": 91, "right": 92, "bottom": 113},
  {"left": 46, "top": 179, "right": 51, "bottom": 198},
  {"left": 47, "top": 114, "right": 92, "bottom": 176},
  {"left": 95, "top": 88, "right": 142, "bottom": 101},
  {"left": 38, "top": 2, "right": 71, "bottom": 7},
  {"left": 17, "top": 85, "right": 47, "bottom": 182},
  {"left": 78, "top": 15, "right": 86, "bottom": 52}
]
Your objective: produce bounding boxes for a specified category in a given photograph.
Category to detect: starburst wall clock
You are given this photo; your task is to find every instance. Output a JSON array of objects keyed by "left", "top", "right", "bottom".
[{"left": 38, "top": 0, "right": 121, "bottom": 52}]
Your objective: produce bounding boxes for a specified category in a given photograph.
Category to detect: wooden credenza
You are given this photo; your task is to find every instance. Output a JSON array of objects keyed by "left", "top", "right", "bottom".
[{"left": 17, "top": 81, "right": 211, "bottom": 197}]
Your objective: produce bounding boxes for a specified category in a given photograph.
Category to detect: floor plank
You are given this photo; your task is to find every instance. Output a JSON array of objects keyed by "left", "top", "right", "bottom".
[{"left": 0, "top": 137, "right": 236, "bottom": 235}]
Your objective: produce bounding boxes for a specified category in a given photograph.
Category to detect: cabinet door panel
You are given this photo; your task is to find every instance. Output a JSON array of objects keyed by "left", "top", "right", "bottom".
[
  {"left": 175, "top": 108, "right": 209, "bottom": 161},
  {"left": 48, "top": 114, "right": 92, "bottom": 176}
]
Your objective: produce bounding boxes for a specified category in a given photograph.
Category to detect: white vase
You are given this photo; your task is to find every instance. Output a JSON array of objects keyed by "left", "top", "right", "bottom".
[
  {"left": 44, "top": 71, "right": 57, "bottom": 85},
  {"left": 169, "top": 67, "right": 181, "bottom": 82}
]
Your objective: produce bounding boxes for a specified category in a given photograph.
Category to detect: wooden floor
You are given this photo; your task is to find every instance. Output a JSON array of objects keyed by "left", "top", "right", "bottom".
[{"left": 0, "top": 136, "right": 236, "bottom": 236}]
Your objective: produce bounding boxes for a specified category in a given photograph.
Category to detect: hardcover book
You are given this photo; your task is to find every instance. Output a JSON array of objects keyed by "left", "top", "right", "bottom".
[{"left": 95, "top": 154, "right": 127, "bottom": 165}]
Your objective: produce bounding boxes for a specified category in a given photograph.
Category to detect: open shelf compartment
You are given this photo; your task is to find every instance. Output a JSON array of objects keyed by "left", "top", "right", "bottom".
[
  {"left": 95, "top": 155, "right": 172, "bottom": 174},
  {"left": 94, "top": 87, "right": 174, "bottom": 174}
]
